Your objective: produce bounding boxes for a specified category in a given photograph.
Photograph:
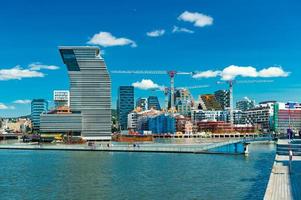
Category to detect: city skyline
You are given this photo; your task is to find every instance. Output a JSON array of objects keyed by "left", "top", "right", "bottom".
[{"left": 1, "top": 0, "right": 301, "bottom": 117}]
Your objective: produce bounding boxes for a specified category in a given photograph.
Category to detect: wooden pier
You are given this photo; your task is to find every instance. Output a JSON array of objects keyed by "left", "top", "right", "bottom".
[{"left": 264, "top": 139, "right": 301, "bottom": 200}]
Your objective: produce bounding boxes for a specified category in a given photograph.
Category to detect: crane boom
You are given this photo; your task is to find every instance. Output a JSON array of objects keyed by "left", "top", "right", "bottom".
[
  {"left": 217, "top": 79, "right": 274, "bottom": 124},
  {"left": 111, "top": 70, "right": 167, "bottom": 74},
  {"left": 111, "top": 69, "right": 193, "bottom": 113}
]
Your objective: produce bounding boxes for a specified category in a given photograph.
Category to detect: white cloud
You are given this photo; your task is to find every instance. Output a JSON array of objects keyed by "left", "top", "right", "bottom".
[
  {"left": 87, "top": 31, "right": 137, "bottom": 47},
  {"left": 172, "top": 26, "right": 194, "bottom": 34},
  {"left": 146, "top": 29, "right": 165, "bottom": 37},
  {"left": 192, "top": 65, "right": 290, "bottom": 80},
  {"left": 0, "top": 103, "right": 15, "bottom": 110},
  {"left": 132, "top": 79, "right": 162, "bottom": 90},
  {"left": 13, "top": 99, "right": 31, "bottom": 104},
  {"left": 221, "top": 65, "right": 258, "bottom": 80},
  {"left": 0, "top": 66, "right": 44, "bottom": 81},
  {"left": 178, "top": 11, "right": 213, "bottom": 27},
  {"left": 258, "top": 67, "right": 290, "bottom": 78},
  {"left": 29, "top": 62, "right": 59, "bottom": 71},
  {"left": 192, "top": 70, "right": 221, "bottom": 78}
]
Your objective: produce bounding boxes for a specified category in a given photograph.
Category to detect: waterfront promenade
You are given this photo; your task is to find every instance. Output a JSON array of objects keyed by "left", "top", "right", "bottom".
[
  {"left": 0, "top": 139, "right": 248, "bottom": 154},
  {"left": 264, "top": 139, "right": 301, "bottom": 200}
]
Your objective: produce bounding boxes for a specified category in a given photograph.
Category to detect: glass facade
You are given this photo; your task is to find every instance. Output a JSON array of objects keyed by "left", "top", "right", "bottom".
[
  {"left": 148, "top": 114, "right": 175, "bottom": 134},
  {"left": 136, "top": 97, "right": 147, "bottom": 111},
  {"left": 147, "top": 96, "right": 161, "bottom": 110},
  {"left": 31, "top": 99, "right": 48, "bottom": 131},
  {"left": 117, "top": 86, "right": 134, "bottom": 130}
]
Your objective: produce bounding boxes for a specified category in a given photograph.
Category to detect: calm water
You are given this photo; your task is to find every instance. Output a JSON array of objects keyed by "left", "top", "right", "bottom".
[{"left": 0, "top": 143, "right": 275, "bottom": 200}]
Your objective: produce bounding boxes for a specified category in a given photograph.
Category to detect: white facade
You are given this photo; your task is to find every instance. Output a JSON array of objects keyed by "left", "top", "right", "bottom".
[
  {"left": 53, "top": 90, "right": 70, "bottom": 108},
  {"left": 127, "top": 112, "right": 138, "bottom": 130},
  {"left": 191, "top": 110, "right": 228, "bottom": 122}
]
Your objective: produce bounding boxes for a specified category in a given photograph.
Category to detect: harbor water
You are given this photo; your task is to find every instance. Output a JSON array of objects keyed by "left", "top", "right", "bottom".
[{"left": 0, "top": 142, "right": 275, "bottom": 200}]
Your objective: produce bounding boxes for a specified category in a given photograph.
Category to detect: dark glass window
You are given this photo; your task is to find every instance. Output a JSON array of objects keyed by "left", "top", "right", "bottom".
[{"left": 61, "top": 49, "right": 80, "bottom": 71}]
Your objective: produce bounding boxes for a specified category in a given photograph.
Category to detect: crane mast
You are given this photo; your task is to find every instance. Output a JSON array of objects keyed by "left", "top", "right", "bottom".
[
  {"left": 111, "top": 69, "right": 192, "bottom": 113},
  {"left": 217, "top": 79, "right": 273, "bottom": 125}
]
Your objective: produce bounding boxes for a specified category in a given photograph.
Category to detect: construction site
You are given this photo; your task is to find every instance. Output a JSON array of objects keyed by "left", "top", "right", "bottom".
[{"left": 113, "top": 69, "right": 277, "bottom": 137}]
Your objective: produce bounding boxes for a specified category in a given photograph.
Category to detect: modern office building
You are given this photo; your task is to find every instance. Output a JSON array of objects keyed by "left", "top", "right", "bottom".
[
  {"left": 233, "top": 110, "right": 244, "bottom": 124},
  {"left": 117, "top": 86, "right": 134, "bottom": 130},
  {"left": 175, "top": 89, "right": 193, "bottom": 116},
  {"left": 236, "top": 97, "right": 255, "bottom": 111},
  {"left": 31, "top": 99, "right": 48, "bottom": 132},
  {"left": 241, "top": 106, "right": 272, "bottom": 132},
  {"left": 191, "top": 110, "right": 228, "bottom": 122},
  {"left": 148, "top": 114, "right": 175, "bottom": 134},
  {"left": 40, "top": 107, "right": 82, "bottom": 135},
  {"left": 273, "top": 102, "right": 301, "bottom": 134},
  {"left": 214, "top": 90, "right": 230, "bottom": 110},
  {"left": 136, "top": 97, "right": 147, "bottom": 111},
  {"left": 259, "top": 101, "right": 276, "bottom": 116},
  {"left": 135, "top": 109, "right": 161, "bottom": 134},
  {"left": 148, "top": 96, "right": 161, "bottom": 110},
  {"left": 40, "top": 46, "right": 111, "bottom": 140},
  {"left": 53, "top": 90, "right": 70, "bottom": 108}
]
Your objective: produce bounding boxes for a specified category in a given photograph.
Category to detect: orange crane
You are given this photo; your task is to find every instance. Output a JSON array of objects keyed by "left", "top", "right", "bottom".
[
  {"left": 217, "top": 79, "right": 274, "bottom": 124},
  {"left": 111, "top": 70, "right": 193, "bottom": 112}
]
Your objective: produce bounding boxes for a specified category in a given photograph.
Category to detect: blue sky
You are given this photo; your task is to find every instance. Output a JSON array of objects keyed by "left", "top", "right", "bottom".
[{"left": 0, "top": 0, "right": 301, "bottom": 117}]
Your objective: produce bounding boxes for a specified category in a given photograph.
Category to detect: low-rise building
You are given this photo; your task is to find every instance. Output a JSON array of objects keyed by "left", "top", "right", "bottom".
[
  {"left": 242, "top": 106, "right": 272, "bottom": 133},
  {"left": 5, "top": 118, "right": 32, "bottom": 133},
  {"left": 127, "top": 112, "right": 138, "bottom": 131},
  {"left": 148, "top": 114, "right": 175, "bottom": 134},
  {"left": 191, "top": 110, "right": 228, "bottom": 122},
  {"left": 273, "top": 102, "right": 301, "bottom": 134},
  {"left": 40, "top": 107, "right": 82, "bottom": 136}
]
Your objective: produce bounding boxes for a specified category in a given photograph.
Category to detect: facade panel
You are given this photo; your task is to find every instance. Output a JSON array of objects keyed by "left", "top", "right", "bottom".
[{"left": 59, "top": 46, "right": 111, "bottom": 140}]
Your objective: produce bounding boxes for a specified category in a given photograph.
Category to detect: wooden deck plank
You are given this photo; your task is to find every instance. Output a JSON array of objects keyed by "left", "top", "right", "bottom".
[{"left": 264, "top": 154, "right": 301, "bottom": 200}]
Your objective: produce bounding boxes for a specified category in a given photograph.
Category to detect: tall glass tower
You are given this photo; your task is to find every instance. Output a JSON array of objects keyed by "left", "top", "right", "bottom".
[
  {"left": 117, "top": 86, "right": 134, "bottom": 130},
  {"left": 59, "top": 46, "right": 111, "bottom": 140},
  {"left": 31, "top": 99, "right": 48, "bottom": 132}
]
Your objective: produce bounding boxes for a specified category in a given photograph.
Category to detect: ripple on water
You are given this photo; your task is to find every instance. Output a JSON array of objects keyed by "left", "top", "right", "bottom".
[{"left": 0, "top": 143, "right": 275, "bottom": 200}]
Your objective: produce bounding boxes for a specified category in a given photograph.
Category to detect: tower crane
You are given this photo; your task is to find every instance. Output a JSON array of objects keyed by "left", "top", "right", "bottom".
[
  {"left": 152, "top": 84, "right": 210, "bottom": 111},
  {"left": 217, "top": 79, "right": 274, "bottom": 124},
  {"left": 111, "top": 70, "right": 193, "bottom": 112}
]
